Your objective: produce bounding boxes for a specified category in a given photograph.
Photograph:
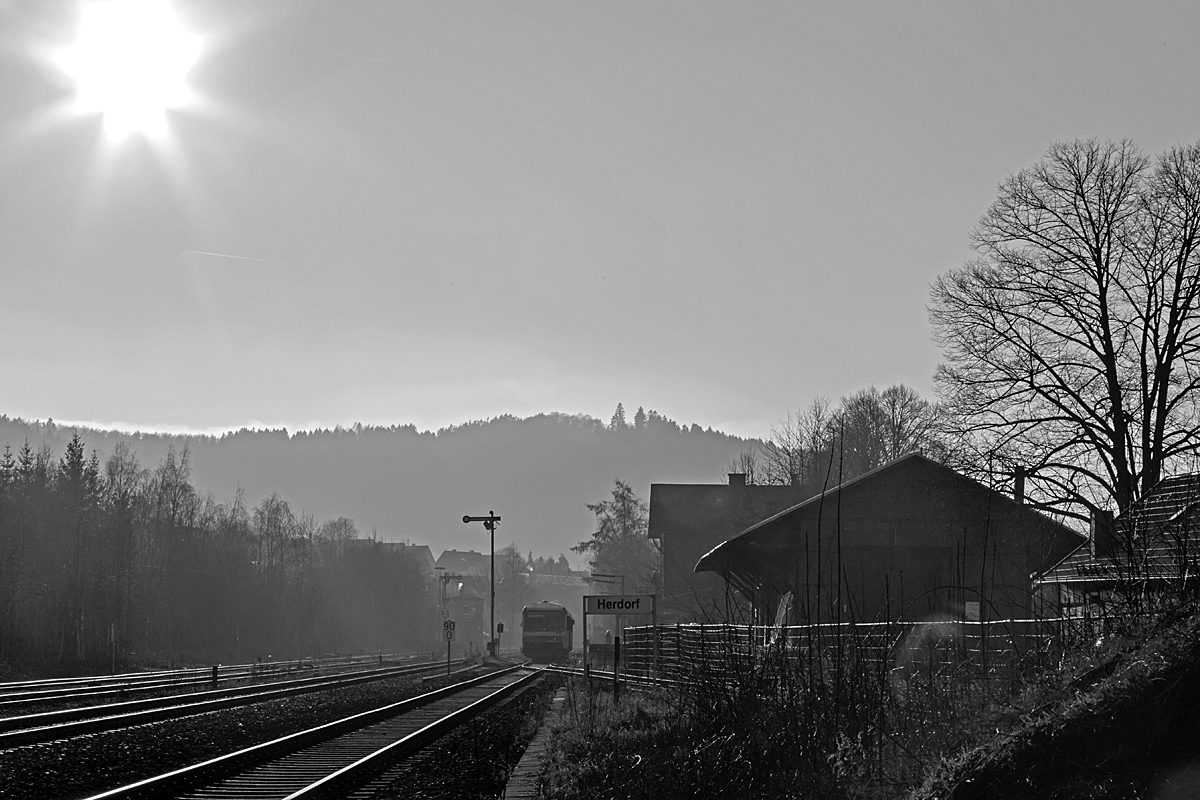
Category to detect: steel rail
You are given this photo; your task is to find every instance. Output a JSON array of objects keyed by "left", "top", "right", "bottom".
[
  {"left": 0, "top": 658, "right": 468, "bottom": 748},
  {"left": 76, "top": 665, "right": 530, "bottom": 800},
  {"left": 543, "top": 664, "right": 679, "bottom": 690},
  {"left": 283, "top": 667, "right": 544, "bottom": 799},
  {"left": 0, "top": 652, "right": 415, "bottom": 695},
  {"left": 0, "top": 654, "right": 419, "bottom": 709}
]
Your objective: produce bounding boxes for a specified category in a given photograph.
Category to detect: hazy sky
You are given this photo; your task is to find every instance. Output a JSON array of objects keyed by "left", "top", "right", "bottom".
[{"left": 2, "top": 1, "right": 1199, "bottom": 440}]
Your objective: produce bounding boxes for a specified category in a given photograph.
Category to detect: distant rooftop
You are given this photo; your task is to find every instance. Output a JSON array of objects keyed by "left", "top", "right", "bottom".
[{"left": 435, "top": 549, "right": 490, "bottom": 576}]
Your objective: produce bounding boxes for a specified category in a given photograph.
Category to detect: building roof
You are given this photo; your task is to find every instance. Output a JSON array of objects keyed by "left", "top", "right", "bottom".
[
  {"left": 648, "top": 481, "right": 813, "bottom": 541},
  {"left": 1036, "top": 473, "right": 1200, "bottom": 588},
  {"left": 378, "top": 542, "right": 436, "bottom": 574},
  {"left": 435, "top": 549, "right": 490, "bottom": 576}
]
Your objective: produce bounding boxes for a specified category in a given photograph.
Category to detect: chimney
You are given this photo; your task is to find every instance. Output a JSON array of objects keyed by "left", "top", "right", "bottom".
[
  {"left": 728, "top": 473, "right": 746, "bottom": 487},
  {"left": 1013, "top": 467, "right": 1025, "bottom": 505},
  {"left": 1090, "top": 509, "right": 1115, "bottom": 559}
]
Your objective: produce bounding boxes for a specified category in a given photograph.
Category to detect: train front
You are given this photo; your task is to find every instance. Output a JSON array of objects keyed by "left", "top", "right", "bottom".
[{"left": 520, "top": 601, "right": 575, "bottom": 663}]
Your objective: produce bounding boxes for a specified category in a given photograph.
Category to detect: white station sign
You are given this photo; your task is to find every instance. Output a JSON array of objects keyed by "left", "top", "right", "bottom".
[{"left": 584, "top": 594, "right": 655, "bottom": 614}]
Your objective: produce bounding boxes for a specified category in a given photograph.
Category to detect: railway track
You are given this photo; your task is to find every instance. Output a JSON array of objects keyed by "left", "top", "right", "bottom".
[
  {"left": 0, "top": 656, "right": 467, "bottom": 748},
  {"left": 545, "top": 663, "right": 676, "bottom": 692},
  {"left": 78, "top": 665, "right": 543, "bottom": 800},
  {"left": 0, "top": 652, "right": 414, "bottom": 709}
]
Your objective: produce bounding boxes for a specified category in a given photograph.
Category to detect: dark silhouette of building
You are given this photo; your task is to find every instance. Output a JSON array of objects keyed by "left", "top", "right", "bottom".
[
  {"left": 446, "top": 589, "right": 485, "bottom": 656},
  {"left": 695, "top": 454, "right": 1084, "bottom": 623},
  {"left": 649, "top": 473, "right": 816, "bottom": 621}
]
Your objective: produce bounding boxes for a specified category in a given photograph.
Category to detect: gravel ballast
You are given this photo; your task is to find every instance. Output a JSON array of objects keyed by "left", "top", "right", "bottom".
[
  {"left": 0, "top": 666, "right": 499, "bottom": 800},
  {"left": 366, "top": 671, "right": 564, "bottom": 799}
]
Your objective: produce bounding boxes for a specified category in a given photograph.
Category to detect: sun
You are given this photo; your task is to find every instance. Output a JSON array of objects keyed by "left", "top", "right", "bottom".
[{"left": 57, "top": 0, "right": 200, "bottom": 140}]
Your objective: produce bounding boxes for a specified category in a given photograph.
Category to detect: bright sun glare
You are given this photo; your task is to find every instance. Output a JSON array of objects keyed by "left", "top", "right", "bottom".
[{"left": 57, "top": 0, "right": 200, "bottom": 140}]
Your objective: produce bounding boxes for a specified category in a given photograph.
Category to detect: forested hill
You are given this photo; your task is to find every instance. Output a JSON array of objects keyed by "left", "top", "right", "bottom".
[{"left": 0, "top": 411, "right": 756, "bottom": 558}]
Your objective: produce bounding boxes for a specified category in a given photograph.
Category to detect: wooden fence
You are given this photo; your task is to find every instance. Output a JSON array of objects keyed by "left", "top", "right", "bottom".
[{"left": 615, "top": 616, "right": 1109, "bottom": 683}]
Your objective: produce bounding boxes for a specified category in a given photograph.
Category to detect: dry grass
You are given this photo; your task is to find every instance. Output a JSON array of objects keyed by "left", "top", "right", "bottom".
[{"left": 534, "top": 612, "right": 1200, "bottom": 800}]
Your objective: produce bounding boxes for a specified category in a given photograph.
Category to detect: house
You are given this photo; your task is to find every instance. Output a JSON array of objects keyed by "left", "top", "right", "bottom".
[
  {"left": 446, "top": 588, "right": 486, "bottom": 656},
  {"left": 1034, "top": 473, "right": 1200, "bottom": 616},
  {"left": 694, "top": 454, "right": 1084, "bottom": 623},
  {"left": 648, "top": 474, "right": 817, "bottom": 621}
]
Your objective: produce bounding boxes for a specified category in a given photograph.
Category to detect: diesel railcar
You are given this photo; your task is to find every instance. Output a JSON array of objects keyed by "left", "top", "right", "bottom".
[{"left": 521, "top": 601, "right": 574, "bottom": 663}]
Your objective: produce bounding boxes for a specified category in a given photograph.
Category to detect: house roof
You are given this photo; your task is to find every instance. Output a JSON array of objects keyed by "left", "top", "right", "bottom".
[
  {"left": 1036, "top": 473, "right": 1200, "bottom": 588},
  {"left": 378, "top": 542, "right": 436, "bottom": 573},
  {"left": 648, "top": 481, "right": 814, "bottom": 541},
  {"left": 435, "top": 549, "right": 490, "bottom": 576}
]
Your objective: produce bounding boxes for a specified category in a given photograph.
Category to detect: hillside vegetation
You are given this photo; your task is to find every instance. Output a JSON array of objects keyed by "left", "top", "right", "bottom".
[{"left": 0, "top": 410, "right": 753, "bottom": 556}]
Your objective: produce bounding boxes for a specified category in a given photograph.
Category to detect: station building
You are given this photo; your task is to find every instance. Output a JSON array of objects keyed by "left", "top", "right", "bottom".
[{"left": 693, "top": 454, "right": 1084, "bottom": 624}]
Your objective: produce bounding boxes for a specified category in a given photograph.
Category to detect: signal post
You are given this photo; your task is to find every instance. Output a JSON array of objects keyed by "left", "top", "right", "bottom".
[
  {"left": 443, "top": 619, "right": 455, "bottom": 675},
  {"left": 462, "top": 512, "right": 500, "bottom": 658}
]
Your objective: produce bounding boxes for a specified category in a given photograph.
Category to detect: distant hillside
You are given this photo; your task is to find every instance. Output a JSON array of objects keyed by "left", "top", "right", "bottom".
[{"left": 0, "top": 411, "right": 759, "bottom": 558}]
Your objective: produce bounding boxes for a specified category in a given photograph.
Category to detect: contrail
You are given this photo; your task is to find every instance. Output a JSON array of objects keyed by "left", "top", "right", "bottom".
[{"left": 185, "top": 250, "right": 295, "bottom": 265}]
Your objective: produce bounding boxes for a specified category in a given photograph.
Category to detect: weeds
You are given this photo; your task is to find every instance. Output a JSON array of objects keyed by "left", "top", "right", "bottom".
[{"left": 536, "top": 613, "right": 1185, "bottom": 800}]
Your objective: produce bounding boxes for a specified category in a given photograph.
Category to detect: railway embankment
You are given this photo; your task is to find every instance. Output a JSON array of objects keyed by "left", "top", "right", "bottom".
[
  {"left": 912, "top": 612, "right": 1200, "bottom": 800},
  {"left": 529, "top": 614, "right": 1200, "bottom": 800}
]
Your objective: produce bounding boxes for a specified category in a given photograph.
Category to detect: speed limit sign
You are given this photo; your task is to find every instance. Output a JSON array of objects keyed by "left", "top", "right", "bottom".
[{"left": 443, "top": 620, "right": 455, "bottom": 641}]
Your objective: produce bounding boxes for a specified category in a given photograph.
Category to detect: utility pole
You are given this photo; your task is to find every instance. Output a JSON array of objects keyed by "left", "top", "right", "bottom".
[{"left": 463, "top": 512, "right": 501, "bottom": 657}]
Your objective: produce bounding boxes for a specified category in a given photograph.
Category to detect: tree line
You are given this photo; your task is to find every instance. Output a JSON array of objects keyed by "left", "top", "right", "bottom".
[
  {"left": 0, "top": 410, "right": 753, "bottom": 565},
  {"left": 0, "top": 433, "right": 433, "bottom": 674}
]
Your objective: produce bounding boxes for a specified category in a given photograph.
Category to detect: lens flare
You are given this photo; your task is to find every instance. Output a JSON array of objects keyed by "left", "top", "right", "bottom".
[{"left": 57, "top": 0, "right": 200, "bottom": 140}]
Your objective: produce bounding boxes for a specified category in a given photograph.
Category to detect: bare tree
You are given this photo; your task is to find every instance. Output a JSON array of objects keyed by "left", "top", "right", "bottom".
[
  {"left": 725, "top": 448, "right": 763, "bottom": 485},
  {"left": 761, "top": 398, "right": 837, "bottom": 486},
  {"left": 930, "top": 139, "right": 1200, "bottom": 519},
  {"left": 754, "top": 387, "right": 944, "bottom": 488}
]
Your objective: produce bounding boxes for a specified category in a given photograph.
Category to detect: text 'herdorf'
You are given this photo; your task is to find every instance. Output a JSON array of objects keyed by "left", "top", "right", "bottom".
[{"left": 595, "top": 597, "right": 642, "bottom": 611}]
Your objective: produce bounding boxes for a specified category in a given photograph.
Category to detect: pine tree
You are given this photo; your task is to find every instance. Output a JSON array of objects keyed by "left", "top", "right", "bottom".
[
  {"left": 633, "top": 406, "right": 647, "bottom": 429},
  {"left": 610, "top": 403, "right": 627, "bottom": 431},
  {"left": 573, "top": 479, "right": 659, "bottom": 591},
  {"left": 59, "top": 432, "right": 86, "bottom": 499},
  {"left": 0, "top": 445, "right": 13, "bottom": 491},
  {"left": 16, "top": 440, "right": 34, "bottom": 488}
]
